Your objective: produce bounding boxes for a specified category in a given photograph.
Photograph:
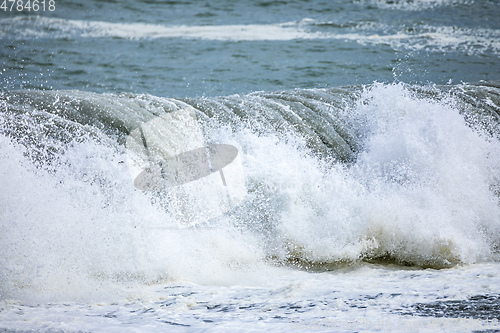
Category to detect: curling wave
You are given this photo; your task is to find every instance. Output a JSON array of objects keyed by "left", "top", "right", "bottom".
[{"left": 1, "top": 82, "right": 499, "bottom": 301}]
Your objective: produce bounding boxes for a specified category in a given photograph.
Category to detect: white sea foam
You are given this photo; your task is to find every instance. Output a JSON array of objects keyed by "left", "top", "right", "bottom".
[
  {"left": 347, "top": 24, "right": 500, "bottom": 55},
  {"left": 1, "top": 83, "right": 499, "bottom": 305},
  {"left": 240, "top": 83, "right": 500, "bottom": 268},
  {"left": 0, "top": 108, "right": 268, "bottom": 302}
]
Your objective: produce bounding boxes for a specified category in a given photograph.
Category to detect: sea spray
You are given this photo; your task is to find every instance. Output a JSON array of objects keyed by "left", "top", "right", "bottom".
[{"left": 1, "top": 83, "right": 499, "bottom": 303}]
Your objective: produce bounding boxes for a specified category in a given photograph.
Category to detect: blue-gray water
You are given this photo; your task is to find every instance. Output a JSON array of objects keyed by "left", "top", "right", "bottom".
[
  {"left": 1, "top": 1, "right": 500, "bottom": 332},
  {"left": 1, "top": 0, "right": 499, "bottom": 96}
]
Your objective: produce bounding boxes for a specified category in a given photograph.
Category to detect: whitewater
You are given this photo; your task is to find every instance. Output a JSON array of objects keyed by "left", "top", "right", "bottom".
[{"left": 1, "top": 82, "right": 499, "bottom": 331}]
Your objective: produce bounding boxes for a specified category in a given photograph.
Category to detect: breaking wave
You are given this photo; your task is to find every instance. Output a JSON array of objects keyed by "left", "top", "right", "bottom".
[{"left": 1, "top": 82, "right": 499, "bottom": 301}]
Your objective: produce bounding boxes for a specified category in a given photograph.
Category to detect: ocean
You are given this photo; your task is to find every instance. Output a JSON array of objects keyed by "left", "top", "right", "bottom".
[{"left": 1, "top": 0, "right": 500, "bottom": 332}]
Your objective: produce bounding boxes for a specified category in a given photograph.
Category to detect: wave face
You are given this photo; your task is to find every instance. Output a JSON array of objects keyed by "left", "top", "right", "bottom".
[{"left": 1, "top": 82, "right": 500, "bottom": 301}]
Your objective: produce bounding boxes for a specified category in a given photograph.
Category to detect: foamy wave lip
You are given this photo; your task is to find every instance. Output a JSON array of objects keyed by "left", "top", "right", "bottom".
[{"left": 0, "top": 16, "right": 327, "bottom": 41}]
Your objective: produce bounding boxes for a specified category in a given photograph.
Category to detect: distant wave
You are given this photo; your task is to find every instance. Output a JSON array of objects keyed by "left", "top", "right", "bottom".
[
  {"left": 0, "top": 16, "right": 326, "bottom": 41},
  {"left": 2, "top": 16, "right": 498, "bottom": 55}
]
